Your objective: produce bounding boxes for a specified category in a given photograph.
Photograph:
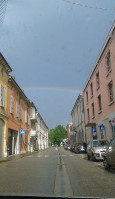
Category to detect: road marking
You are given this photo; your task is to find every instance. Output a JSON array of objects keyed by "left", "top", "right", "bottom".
[
  {"left": 70, "top": 154, "right": 74, "bottom": 157},
  {"left": 44, "top": 155, "right": 49, "bottom": 158},
  {"left": 61, "top": 155, "right": 67, "bottom": 157},
  {"left": 37, "top": 155, "right": 42, "bottom": 157},
  {"left": 94, "top": 162, "right": 104, "bottom": 168}
]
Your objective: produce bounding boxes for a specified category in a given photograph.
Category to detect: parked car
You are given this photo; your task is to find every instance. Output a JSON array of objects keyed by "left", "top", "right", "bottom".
[
  {"left": 87, "top": 139, "right": 109, "bottom": 161},
  {"left": 103, "top": 138, "right": 115, "bottom": 170},
  {"left": 70, "top": 143, "right": 77, "bottom": 152},
  {"left": 64, "top": 143, "right": 71, "bottom": 150},
  {"left": 74, "top": 143, "right": 86, "bottom": 154}
]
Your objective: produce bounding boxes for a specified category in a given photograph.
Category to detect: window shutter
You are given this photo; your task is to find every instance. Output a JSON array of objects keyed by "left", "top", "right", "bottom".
[
  {"left": 25, "top": 110, "right": 27, "bottom": 123},
  {"left": 10, "top": 96, "right": 14, "bottom": 113},
  {"left": 16, "top": 102, "right": 19, "bottom": 117}
]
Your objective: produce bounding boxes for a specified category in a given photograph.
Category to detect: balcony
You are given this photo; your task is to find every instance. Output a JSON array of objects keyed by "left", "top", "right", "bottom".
[
  {"left": 30, "top": 130, "right": 36, "bottom": 137},
  {"left": 30, "top": 115, "right": 37, "bottom": 123}
]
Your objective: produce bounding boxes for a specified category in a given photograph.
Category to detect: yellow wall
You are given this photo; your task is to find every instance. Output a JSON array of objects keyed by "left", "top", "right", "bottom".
[{"left": 0, "top": 63, "right": 9, "bottom": 157}]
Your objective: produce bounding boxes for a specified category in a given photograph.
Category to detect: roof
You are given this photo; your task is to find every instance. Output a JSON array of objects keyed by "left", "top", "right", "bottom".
[
  {"left": 71, "top": 93, "right": 83, "bottom": 115},
  {"left": 0, "top": 52, "right": 12, "bottom": 73},
  {"left": 83, "top": 20, "right": 115, "bottom": 92},
  {"left": 8, "top": 76, "right": 31, "bottom": 105}
]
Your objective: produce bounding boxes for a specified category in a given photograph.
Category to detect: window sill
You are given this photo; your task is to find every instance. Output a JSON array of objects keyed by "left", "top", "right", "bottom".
[
  {"left": 92, "top": 116, "right": 95, "bottom": 119},
  {"left": 106, "top": 69, "right": 112, "bottom": 77},
  {"left": 98, "top": 110, "right": 102, "bottom": 114},
  {"left": 108, "top": 100, "right": 114, "bottom": 106}
]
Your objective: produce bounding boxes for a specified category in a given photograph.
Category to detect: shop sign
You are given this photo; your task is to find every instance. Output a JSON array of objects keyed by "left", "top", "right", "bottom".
[
  {"left": 111, "top": 118, "right": 115, "bottom": 126},
  {"left": 20, "top": 129, "right": 25, "bottom": 134}
]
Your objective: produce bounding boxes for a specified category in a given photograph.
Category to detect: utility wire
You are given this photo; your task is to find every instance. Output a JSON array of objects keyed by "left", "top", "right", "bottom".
[{"left": 62, "top": 0, "right": 115, "bottom": 11}]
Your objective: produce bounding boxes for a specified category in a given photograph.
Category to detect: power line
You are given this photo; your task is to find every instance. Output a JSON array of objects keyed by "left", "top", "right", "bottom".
[{"left": 62, "top": 0, "right": 115, "bottom": 11}]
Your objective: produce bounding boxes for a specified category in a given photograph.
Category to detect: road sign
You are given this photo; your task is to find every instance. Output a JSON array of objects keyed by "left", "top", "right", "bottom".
[
  {"left": 92, "top": 128, "right": 96, "bottom": 133},
  {"left": 99, "top": 125, "right": 105, "bottom": 131},
  {"left": 111, "top": 119, "right": 115, "bottom": 126},
  {"left": 20, "top": 129, "right": 25, "bottom": 134}
]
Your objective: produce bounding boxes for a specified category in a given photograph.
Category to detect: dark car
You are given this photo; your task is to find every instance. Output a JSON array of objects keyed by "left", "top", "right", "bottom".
[
  {"left": 103, "top": 138, "right": 115, "bottom": 170},
  {"left": 74, "top": 143, "right": 86, "bottom": 154},
  {"left": 70, "top": 143, "right": 76, "bottom": 152}
]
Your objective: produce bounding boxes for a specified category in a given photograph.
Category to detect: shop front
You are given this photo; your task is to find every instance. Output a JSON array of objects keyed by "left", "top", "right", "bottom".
[{"left": 7, "top": 129, "right": 19, "bottom": 155}]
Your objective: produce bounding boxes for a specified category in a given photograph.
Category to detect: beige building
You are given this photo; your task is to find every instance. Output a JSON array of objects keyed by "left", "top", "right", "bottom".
[
  {"left": 0, "top": 53, "right": 12, "bottom": 157},
  {"left": 71, "top": 94, "right": 86, "bottom": 144}
]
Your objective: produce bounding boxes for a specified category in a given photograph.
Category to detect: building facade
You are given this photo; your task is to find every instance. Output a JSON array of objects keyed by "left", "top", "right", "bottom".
[
  {"left": 66, "top": 122, "right": 72, "bottom": 143},
  {"left": 0, "top": 53, "right": 12, "bottom": 157},
  {"left": 71, "top": 94, "right": 86, "bottom": 144},
  {"left": 83, "top": 21, "right": 115, "bottom": 143},
  {"left": 7, "top": 76, "right": 31, "bottom": 155}
]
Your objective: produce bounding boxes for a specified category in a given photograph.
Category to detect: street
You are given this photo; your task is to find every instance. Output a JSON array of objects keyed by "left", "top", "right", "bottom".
[{"left": 0, "top": 147, "right": 115, "bottom": 197}]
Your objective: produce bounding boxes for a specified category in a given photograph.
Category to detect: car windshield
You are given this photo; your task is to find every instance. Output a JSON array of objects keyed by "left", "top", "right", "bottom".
[
  {"left": 0, "top": 0, "right": 115, "bottom": 198},
  {"left": 93, "top": 141, "right": 109, "bottom": 147}
]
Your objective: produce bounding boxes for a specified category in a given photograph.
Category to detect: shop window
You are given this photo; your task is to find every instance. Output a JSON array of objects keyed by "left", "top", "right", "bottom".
[{"left": 108, "top": 81, "right": 114, "bottom": 103}]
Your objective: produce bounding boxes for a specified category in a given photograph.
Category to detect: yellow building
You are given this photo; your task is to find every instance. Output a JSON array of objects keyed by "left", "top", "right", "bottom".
[{"left": 0, "top": 53, "right": 12, "bottom": 157}]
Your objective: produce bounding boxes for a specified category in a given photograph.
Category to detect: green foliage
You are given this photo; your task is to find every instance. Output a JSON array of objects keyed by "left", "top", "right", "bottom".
[{"left": 49, "top": 125, "right": 66, "bottom": 145}]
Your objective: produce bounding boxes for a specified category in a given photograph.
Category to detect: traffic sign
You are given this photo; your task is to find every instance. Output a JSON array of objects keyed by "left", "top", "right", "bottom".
[{"left": 20, "top": 129, "right": 25, "bottom": 134}]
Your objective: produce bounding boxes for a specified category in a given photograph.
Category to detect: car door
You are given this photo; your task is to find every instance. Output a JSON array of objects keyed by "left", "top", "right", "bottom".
[{"left": 109, "top": 139, "right": 115, "bottom": 165}]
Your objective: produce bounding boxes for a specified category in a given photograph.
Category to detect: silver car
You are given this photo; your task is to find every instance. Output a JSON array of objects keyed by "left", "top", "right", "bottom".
[
  {"left": 87, "top": 140, "right": 109, "bottom": 161},
  {"left": 103, "top": 138, "right": 115, "bottom": 170}
]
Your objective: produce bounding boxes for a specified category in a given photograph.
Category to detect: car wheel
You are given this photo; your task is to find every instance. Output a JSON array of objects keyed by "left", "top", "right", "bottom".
[
  {"left": 87, "top": 155, "right": 90, "bottom": 160},
  {"left": 103, "top": 158, "right": 110, "bottom": 170}
]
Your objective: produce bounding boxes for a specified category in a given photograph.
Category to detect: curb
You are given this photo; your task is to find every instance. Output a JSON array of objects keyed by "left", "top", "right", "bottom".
[{"left": 0, "top": 147, "right": 50, "bottom": 163}]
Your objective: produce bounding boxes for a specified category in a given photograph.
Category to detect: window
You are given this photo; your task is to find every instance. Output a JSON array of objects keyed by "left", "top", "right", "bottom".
[
  {"left": 25, "top": 110, "right": 27, "bottom": 123},
  {"left": 16, "top": 102, "right": 19, "bottom": 117},
  {"left": 92, "top": 102, "right": 95, "bottom": 117},
  {"left": 87, "top": 108, "right": 90, "bottom": 121},
  {"left": 20, "top": 105, "right": 22, "bottom": 120},
  {"left": 106, "top": 51, "right": 111, "bottom": 72},
  {"left": 86, "top": 91, "right": 88, "bottom": 103},
  {"left": 98, "top": 95, "right": 102, "bottom": 112},
  {"left": 10, "top": 96, "right": 14, "bottom": 114},
  {"left": 108, "top": 81, "right": 114, "bottom": 102},
  {"left": 96, "top": 71, "right": 100, "bottom": 88},
  {"left": 0, "top": 85, "right": 4, "bottom": 107},
  {"left": 90, "top": 83, "right": 93, "bottom": 97}
]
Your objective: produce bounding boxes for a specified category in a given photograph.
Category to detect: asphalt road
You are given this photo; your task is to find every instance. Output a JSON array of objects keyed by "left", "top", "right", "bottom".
[{"left": 0, "top": 147, "right": 115, "bottom": 198}]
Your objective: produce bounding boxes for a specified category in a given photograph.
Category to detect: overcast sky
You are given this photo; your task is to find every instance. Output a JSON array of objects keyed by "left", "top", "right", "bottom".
[{"left": 0, "top": 0, "right": 115, "bottom": 129}]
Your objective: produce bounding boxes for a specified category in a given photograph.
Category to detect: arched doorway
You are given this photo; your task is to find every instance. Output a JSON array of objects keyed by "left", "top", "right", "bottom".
[{"left": 0, "top": 119, "right": 4, "bottom": 158}]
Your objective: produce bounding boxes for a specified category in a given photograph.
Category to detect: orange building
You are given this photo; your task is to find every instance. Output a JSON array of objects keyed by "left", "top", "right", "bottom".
[{"left": 7, "top": 76, "right": 31, "bottom": 155}]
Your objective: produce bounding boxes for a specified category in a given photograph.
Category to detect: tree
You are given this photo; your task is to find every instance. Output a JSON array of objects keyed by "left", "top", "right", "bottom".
[
  {"left": 53, "top": 125, "right": 66, "bottom": 145},
  {"left": 49, "top": 129, "right": 55, "bottom": 144}
]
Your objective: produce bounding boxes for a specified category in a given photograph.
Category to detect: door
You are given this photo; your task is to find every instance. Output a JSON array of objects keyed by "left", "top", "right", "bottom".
[
  {"left": 0, "top": 119, "right": 4, "bottom": 157},
  {"left": 7, "top": 129, "right": 13, "bottom": 155}
]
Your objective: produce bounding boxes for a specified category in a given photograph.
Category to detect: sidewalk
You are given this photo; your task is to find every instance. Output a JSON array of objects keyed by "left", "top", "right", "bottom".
[{"left": 0, "top": 147, "right": 50, "bottom": 163}]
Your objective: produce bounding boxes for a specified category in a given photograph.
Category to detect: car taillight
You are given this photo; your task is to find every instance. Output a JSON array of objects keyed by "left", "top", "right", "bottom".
[{"left": 77, "top": 146, "right": 80, "bottom": 148}]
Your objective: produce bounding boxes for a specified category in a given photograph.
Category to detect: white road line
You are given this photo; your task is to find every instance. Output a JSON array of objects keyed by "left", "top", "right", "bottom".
[
  {"left": 70, "top": 154, "right": 74, "bottom": 157},
  {"left": 61, "top": 155, "right": 67, "bottom": 157},
  {"left": 37, "top": 155, "right": 42, "bottom": 157},
  {"left": 44, "top": 155, "right": 49, "bottom": 158},
  {"left": 94, "top": 162, "right": 104, "bottom": 168}
]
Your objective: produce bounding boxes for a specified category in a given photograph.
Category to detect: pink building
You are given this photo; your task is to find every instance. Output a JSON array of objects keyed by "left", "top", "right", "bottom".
[{"left": 83, "top": 21, "right": 115, "bottom": 143}]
